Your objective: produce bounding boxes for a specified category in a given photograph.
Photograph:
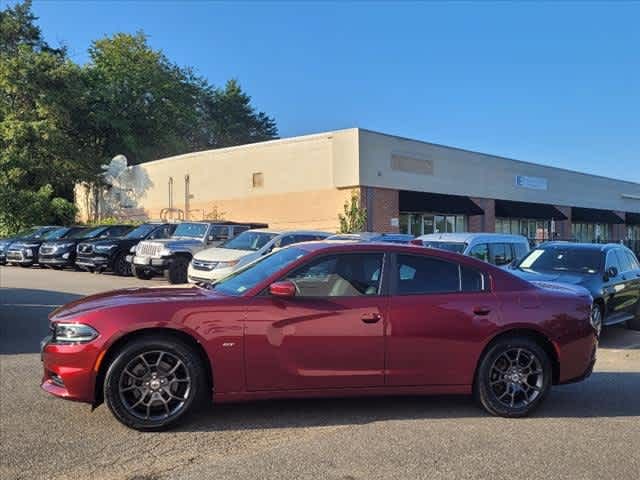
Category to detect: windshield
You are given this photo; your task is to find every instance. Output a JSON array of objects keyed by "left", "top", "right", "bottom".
[
  {"left": 43, "top": 227, "right": 71, "bottom": 240},
  {"left": 220, "top": 231, "right": 278, "bottom": 251},
  {"left": 125, "top": 224, "right": 158, "bottom": 240},
  {"left": 422, "top": 241, "right": 467, "bottom": 254},
  {"left": 518, "top": 247, "right": 603, "bottom": 274},
  {"left": 72, "top": 226, "right": 107, "bottom": 239},
  {"left": 211, "top": 247, "right": 307, "bottom": 296},
  {"left": 14, "top": 226, "right": 41, "bottom": 238},
  {"left": 173, "top": 223, "right": 208, "bottom": 238}
]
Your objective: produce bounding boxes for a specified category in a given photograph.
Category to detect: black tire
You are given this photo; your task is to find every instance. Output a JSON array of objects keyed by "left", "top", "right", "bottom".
[
  {"left": 132, "top": 265, "right": 153, "bottom": 280},
  {"left": 628, "top": 304, "right": 640, "bottom": 331},
  {"left": 113, "top": 252, "right": 132, "bottom": 276},
  {"left": 104, "top": 335, "right": 207, "bottom": 431},
  {"left": 167, "top": 256, "right": 189, "bottom": 284},
  {"left": 474, "top": 336, "right": 552, "bottom": 418}
]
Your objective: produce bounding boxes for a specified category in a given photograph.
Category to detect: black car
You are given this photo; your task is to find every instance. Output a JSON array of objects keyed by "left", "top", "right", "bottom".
[
  {"left": 75, "top": 222, "right": 177, "bottom": 275},
  {"left": 38, "top": 225, "right": 134, "bottom": 269},
  {"left": 511, "top": 242, "right": 640, "bottom": 332},
  {"left": 0, "top": 226, "right": 61, "bottom": 265},
  {"left": 5, "top": 226, "right": 87, "bottom": 267}
]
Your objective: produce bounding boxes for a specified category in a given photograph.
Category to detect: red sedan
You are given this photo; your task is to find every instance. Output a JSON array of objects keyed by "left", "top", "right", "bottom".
[{"left": 41, "top": 242, "right": 597, "bottom": 430}]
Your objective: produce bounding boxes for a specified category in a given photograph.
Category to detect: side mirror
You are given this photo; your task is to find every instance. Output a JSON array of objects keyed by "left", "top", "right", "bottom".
[
  {"left": 207, "top": 235, "right": 215, "bottom": 242},
  {"left": 509, "top": 258, "right": 519, "bottom": 269},
  {"left": 605, "top": 266, "right": 618, "bottom": 280},
  {"left": 269, "top": 281, "right": 296, "bottom": 298}
]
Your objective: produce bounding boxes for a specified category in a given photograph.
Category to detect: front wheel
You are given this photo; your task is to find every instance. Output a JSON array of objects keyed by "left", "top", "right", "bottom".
[
  {"left": 103, "top": 335, "right": 207, "bottom": 431},
  {"left": 132, "top": 265, "right": 153, "bottom": 280},
  {"left": 113, "top": 252, "right": 132, "bottom": 276},
  {"left": 475, "top": 337, "right": 552, "bottom": 418}
]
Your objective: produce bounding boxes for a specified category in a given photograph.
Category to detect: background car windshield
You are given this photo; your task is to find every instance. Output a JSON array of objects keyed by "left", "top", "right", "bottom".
[
  {"left": 519, "top": 247, "right": 602, "bottom": 274},
  {"left": 73, "top": 227, "right": 107, "bottom": 239},
  {"left": 124, "top": 224, "right": 157, "bottom": 239},
  {"left": 173, "top": 223, "right": 208, "bottom": 238},
  {"left": 15, "top": 226, "right": 41, "bottom": 238},
  {"left": 43, "top": 228, "right": 70, "bottom": 240},
  {"left": 212, "top": 247, "right": 306, "bottom": 296},
  {"left": 221, "top": 231, "right": 278, "bottom": 251},
  {"left": 423, "top": 241, "right": 467, "bottom": 254}
]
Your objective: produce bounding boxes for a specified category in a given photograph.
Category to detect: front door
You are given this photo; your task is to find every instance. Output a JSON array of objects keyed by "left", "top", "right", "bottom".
[{"left": 245, "top": 252, "right": 387, "bottom": 391}]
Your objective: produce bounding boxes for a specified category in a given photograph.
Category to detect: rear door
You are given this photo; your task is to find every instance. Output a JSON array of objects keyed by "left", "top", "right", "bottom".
[
  {"left": 489, "top": 243, "right": 514, "bottom": 267},
  {"left": 386, "top": 253, "right": 499, "bottom": 386},
  {"left": 245, "top": 252, "right": 387, "bottom": 390},
  {"left": 614, "top": 249, "right": 640, "bottom": 318},
  {"left": 603, "top": 249, "right": 630, "bottom": 324}
]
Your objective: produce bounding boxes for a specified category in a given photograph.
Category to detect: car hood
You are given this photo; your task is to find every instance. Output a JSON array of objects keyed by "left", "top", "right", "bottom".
[
  {"left": 49, "top": 286, "right": 221, "bottom": 320},
  {"left": 194, "top": 247, "right": 253, "bottom": 262},
  {"left": 511, "top": 269, "right": 591, "bottom": 286},
  {"left": 80, "top": 237, "right": 137, "bottom": 248},
  {"left": 143, "top": 238, "right": 204, "bottom": 249},
  {"left": 42, "top": 238, "right": 81, "bottom": 246}
]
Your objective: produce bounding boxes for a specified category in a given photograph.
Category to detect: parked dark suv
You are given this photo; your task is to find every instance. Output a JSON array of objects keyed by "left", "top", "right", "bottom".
[
  {"left": 75, "top": 222, "right": 177, "bottom": 275},
  {"left": 511, "top": 242, "right": 640, "bottom": 332},
  {"left": 39, "top": 225, "right": 134, "bottom": 269},
  {"left": 6, "top": 226, "right": 87, "bottom": 267},
  {"left": 0, "top": 226, "right": 60, "bottom": 265}
]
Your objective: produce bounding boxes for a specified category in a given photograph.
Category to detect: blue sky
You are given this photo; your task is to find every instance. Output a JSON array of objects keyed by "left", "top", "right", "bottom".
[{"left": 22, "top": 0, "right": 640, "bottom": 181}]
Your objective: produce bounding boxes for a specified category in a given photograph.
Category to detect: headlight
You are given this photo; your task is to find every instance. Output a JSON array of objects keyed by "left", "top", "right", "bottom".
[
  {"left": 130, "top": 245, "right": 137, "bottom": 253},
  {"left": 159, "top": 247, "right": 172, "bottom": 256},
  {"left": 94, "top": 244, "right": 117, "bottom": 252},
  {"left": 53, "top": 323, "right": 99, "bottom": 343},
  {"left": 216, "top": 260, "right": 239, "bottom": 269},
  {"left": 56, "top": 242, "right": 74, "bottom": 249}
]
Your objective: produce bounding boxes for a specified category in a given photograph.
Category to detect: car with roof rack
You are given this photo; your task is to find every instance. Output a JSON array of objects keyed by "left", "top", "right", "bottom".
[{"left": 130, "top": 221, "right": 268, "bottom": 284}]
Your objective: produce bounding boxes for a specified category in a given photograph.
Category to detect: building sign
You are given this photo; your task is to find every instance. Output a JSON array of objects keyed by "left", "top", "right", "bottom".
[{"left": 515, "top": 175, "right": 548, "bottom": 191}]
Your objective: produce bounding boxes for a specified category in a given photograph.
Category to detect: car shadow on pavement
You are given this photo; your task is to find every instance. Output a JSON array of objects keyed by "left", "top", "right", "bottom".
[
  {"left": 0, "top": 288, "right": 82, "bottom": 354},
  {"left": 174, "top": 371, "right": 640, "bottom": 433}
]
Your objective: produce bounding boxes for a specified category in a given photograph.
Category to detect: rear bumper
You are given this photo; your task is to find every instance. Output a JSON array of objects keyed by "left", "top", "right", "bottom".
[{"left": 557, "top": 335, "right": 598, "bottom": 385}]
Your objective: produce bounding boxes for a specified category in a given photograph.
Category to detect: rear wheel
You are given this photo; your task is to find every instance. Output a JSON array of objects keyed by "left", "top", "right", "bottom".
[
  {"left": 475, "top": 336, "right": 552, "bottom": 418},
  {"left": 167, "top": 256, "right": 189, "bottom": 284},
  {"left": 113, "top": 252, "right": 132, "bottom": 276},
  {"left": 132, "top": 265, "right": 153, "bottom": 280},
  {"left": 104, "top": 335, "right": 207, "bottom": 431}
]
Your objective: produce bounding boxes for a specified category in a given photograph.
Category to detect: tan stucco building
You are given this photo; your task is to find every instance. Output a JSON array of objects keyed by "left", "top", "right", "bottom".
[{"left": 76, "top": 128, "right": 640, "bottom": 245}]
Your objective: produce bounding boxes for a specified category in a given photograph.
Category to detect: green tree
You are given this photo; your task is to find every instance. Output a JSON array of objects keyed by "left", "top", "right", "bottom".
[{"left": 338, "top": 191, "right": 367, "bottom": 233}]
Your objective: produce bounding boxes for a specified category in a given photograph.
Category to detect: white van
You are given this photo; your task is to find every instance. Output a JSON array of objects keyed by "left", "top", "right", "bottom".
[
  {"left": 187, "top": 229, "right": 331, "bottom": 284},
  {"left": 413, "top": 232, "right": 530, "bottom": 267}
]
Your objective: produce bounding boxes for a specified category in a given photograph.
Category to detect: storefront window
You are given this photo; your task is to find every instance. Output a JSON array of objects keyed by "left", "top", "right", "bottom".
[
  {"left": 496, "top": 217, "right": 550, "bottom": 242},
  {"left": 572, "top": 223, "right": 609, "bottom": 243},
  {"left": 399, "top": 213, "right": 467, "bottom": 235}
]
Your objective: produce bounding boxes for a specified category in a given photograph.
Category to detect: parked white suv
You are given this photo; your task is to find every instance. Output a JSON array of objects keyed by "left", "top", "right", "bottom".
[
  {"left": 413, "top": 232, "right": 530, "bottom": 267},
  {"left": 187, "top": 229, "right": 331, "bottom": 284}
]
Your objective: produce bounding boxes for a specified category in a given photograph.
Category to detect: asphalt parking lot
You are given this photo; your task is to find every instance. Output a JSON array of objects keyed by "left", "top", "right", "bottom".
[{"left": 1, "top": 266, "right": 639, "bottom": 480}]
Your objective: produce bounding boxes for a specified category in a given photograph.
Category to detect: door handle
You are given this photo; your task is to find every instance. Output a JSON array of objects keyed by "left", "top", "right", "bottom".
[
  {"left": 473, "top": 306, "right": 491, "bottom": 316},
  {"left": 361, "top": 313, "right": 382, "bottom": 324}
]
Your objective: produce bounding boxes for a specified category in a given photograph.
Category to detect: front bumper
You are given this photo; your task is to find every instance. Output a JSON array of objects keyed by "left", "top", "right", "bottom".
[
  {"left": 40, "top": 335, "right": 101, "bottom": 403},
  {"left": 131, "top": 255, "right": 171, "bottom": 272},
  {"left": 75, "top": 254, "right": 110, "bottom": 269},
  {"left": 187, "top": 265, "right": 234, "bottom": 284},
  {"left": 38, "top": 252, "right": 74, "bottom": 266},
  {"left": 6, "top": 249, "right": 36, "bottom": 265}
]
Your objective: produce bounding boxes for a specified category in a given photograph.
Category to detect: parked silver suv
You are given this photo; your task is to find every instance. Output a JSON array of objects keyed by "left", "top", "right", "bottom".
[{"left": 128, "top": 221, "right": 267, "bottom": 283}]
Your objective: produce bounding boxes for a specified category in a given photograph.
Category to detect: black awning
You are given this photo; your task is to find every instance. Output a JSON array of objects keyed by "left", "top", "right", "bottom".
[
  {"left": 625, "top": 212, "right": 640, "bottom": 225},
  {"left": 399, "top": 191, "right": 484, "bottom": 215},
  {"left": 495, "top": 200, "right": 567, "bottom": 220},
  {"left": 572, "top": 207, "right": 624, "bottom": 224}
]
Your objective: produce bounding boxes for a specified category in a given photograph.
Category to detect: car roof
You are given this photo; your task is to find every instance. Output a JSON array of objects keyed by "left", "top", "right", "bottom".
[
  {"left": 417, "top": 232, "right": 528, "bottom": 243},
  {"left": 538, "top": 241, "right": 628, "bottom": 252},
  {"left": 247, "top": 229, "right": 331, "bottom": 236}
]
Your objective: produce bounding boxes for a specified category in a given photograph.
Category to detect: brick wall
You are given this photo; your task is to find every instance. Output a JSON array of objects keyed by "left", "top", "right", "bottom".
[
  {"left": 364, "top": 187, "right": 400, "bottom": 233},
  {"left": 469, "top": 198, "right": 495, "bottom": 233}
]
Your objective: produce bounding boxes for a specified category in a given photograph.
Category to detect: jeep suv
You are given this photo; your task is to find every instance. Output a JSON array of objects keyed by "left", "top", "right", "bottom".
[
  {"left": 75, "top": 222, "right": 177, "bottom": 276},
  {"left": 129, "top": 221, "right": 267, "bottom": 283}
]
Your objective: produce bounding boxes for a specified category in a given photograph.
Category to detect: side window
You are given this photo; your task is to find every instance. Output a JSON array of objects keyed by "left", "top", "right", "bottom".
[
  {"left": 469, "top": 243, "right": 489, "bottom": 262},
  {"left": 209, "top": 226, "right": 231, "bottom": 241},
  {"left": 105, "top": 226, "right": 128, "bottom": 237},
  {"left": 284, "top": 253, "right": 383, "bottom": 297},
  {"left": 277, "top": 235, "right": 297, "bottom": 248},
  {"left": 396, "top": 254, "right": 459, "bottom": 295},
  {"left": 513, "top": 242, "right": 529, "bottom": 260},
  {"left": 292, "top": 234, "right": 321, "bottom": 244},
  {"left": 490, "top": 243, "right": 513, "bottom": 266},
  {"left": 149, "top": 225, "right": 173, "bottom": 239},
  {"left": 605, "top": 251, "right": 620, "bottom": 272},
  {"left": 626, "top": 251, "right": 640, "bottom": 270},
  {"left": 232, "top": 225, "right": 250, "bottom": 237},
  {"left": 615, "top": 250, "right": 633, "bottom": 273},
  {"left": 461, "top": 266, "right": 486, "bottom": 292}
]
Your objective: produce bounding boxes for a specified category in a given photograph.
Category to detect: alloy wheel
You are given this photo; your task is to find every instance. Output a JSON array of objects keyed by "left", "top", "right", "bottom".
[
  {"left": 488, "top": 348, "right": 544, "bottom": 409},
  {"left": 118, "top": 350, "right": 192, "bottom": 421}
]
